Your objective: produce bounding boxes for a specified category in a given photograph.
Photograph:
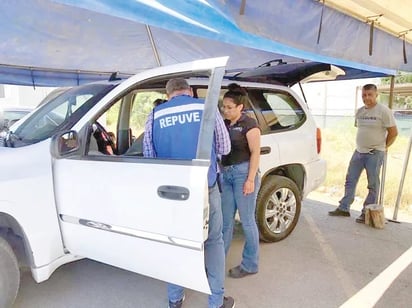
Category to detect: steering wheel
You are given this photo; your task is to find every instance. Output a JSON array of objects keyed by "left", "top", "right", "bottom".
[{"left": 92, "top": 122, "right": 116, "bottom": 155}]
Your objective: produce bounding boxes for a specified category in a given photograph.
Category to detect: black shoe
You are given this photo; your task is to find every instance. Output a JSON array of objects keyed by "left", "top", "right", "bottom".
[
  {"left": 356, "top": 213, "right": 365, "bottom": 223},
  {"left": 228, "top": 265, "right": 257, "bottom": 278},
  {"left": 168, "top": 295, "right": 185, "bottom": 308},
  {"left": 219, "top": 296, "right": 235, "bottom": 308},
  {"left": 328, "top": 208, "right": 350, "bottom": 217}
]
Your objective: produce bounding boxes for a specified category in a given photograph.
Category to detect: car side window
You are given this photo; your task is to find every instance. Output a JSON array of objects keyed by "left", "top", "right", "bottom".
[
  {"left": 123, "top": 90, "right": 166, "bottom": 156},
  {"left": 130, "top": 91, "right": 166, "bottom": 139},
  {"left": 261, "top": 91, "right": 305, "bottom": 130},
  {"left": 86, "top": 89, "right": 166, "bottom": 156},
  {"left": 87, "top": 102, "right": 120, "bottom": 156},
  {"left": 196, "top": 87, "right": 258, "bottom": 122}
]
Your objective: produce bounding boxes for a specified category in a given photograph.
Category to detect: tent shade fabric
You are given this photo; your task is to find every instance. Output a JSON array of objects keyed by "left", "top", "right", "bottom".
[
  {"left": 0, "top": 65, "right": 132, "bottom": 87},
  {"left": 0, "top": 0, "right": 309, "bottom": 86},
  {"left": 0, "top": 0, "right": 406, "bottom": 86},
  {"left": 52, "top": 0, "right": 408, "bottom": 72},
  {"left": 220, "top": 0, "right": 412, "bottom": 72},
  {"left": 322, "top": 0, "right": 412, "bottom": 45}
]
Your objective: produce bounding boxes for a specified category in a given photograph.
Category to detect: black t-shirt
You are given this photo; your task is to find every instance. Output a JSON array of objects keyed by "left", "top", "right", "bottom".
[{"left": 221, "top": 113, "right": 259, "bottom": 166}]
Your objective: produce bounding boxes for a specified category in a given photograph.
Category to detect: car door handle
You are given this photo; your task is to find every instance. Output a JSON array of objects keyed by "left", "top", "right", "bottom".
[
  {"left": 260, "top": 146, "right": 271, "bottom": 155},
  {"left": 158, "top": 185, "right": 190, "bottom": 201}
]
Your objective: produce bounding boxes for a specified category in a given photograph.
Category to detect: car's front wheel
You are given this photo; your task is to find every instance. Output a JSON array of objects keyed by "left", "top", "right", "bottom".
[
  {"left": 0, "top": 236, "right": 20, "bottom": 308},
  {"left": 256, "top": 175, "right": 301, "bottom": 242}
]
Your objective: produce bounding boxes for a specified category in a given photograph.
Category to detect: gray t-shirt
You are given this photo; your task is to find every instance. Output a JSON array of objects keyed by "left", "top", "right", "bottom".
[{"left": 355, "top": 103, "right": 396, "bottom": 153}]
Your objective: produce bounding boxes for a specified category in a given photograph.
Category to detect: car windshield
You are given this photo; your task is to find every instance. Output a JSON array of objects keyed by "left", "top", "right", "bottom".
[{"left": 9, "top": 83, "right": 116, "bottom": 147}]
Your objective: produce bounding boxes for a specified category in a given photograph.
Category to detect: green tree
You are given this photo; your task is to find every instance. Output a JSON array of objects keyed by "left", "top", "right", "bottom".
[
  {"left": 381, "top": 74, "right": 412, "bottom": 84},
  {"left": 380, "top": 74, "right": 412, "bottom": 109}
]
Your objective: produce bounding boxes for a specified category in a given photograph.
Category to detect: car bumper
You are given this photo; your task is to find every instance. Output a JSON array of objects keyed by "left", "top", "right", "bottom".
[{"left": 303, "top": 158, "right": 327, "bottom": 197}]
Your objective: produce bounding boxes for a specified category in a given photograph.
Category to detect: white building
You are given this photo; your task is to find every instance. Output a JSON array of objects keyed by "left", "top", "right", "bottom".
[
  {"left": 0, "top": 84, "right": 56, "bottom": 108},
  {"left": 292, "top": 78, "right": 381, "bottom": 116}
]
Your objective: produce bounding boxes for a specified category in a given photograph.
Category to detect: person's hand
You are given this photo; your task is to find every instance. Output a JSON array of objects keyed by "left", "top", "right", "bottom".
[{"left": 243, "top": 179, "right": 255, "bottom": 195}]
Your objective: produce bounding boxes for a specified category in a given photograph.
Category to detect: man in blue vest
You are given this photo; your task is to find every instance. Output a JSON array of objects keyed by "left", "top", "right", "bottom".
[{"left": 143, "top": 78, "right": 234, "bottom": 308}]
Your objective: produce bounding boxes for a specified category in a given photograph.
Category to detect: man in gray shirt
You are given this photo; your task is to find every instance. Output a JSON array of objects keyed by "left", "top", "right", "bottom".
[{"left": 329, "top": 83, "right": 398, "bottom": 223}]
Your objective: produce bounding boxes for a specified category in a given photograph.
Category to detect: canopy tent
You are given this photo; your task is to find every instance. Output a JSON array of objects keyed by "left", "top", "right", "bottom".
[
  {"left": 1, "top": 0, "right": 295, "bottom": 86},
  {"left": 50, "top": 0, "right": 412, "bottom": 71},
  {"left": 319, "top": 0, "right": 412, "bottom": 47},
  {"left": 221, "top": 0, "right": 412, "bottom": 72},
  {"left": 1, "top": 0, "right": 409, "bottom": 86}
]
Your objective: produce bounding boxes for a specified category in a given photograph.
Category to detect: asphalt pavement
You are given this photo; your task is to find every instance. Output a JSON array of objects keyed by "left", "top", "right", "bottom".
[{"left": 13, "top": 198, "right": 412, "bottom": 308}]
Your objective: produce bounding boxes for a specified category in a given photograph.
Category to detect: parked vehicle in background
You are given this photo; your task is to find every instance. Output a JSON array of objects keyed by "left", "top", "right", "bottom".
[
  {"left": 0, "top": 57, "right": 327, "bottom": 307},
  {"left": 0, "top": 106, "right": 33, "bottom": 132}
]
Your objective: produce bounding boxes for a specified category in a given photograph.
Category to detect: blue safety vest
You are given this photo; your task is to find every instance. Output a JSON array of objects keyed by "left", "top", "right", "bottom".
[{"left": 152, "top": 95, "right": 218, "bottom": 187}]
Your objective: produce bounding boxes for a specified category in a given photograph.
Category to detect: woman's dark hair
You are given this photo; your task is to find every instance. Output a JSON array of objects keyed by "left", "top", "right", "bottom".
[{"left": 223, "top": 83, "right": 249, "bottom": 108}]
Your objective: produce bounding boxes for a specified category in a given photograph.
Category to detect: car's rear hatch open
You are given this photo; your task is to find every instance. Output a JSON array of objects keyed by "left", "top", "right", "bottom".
[{"left": 227, "top": 60, "right": 345, "bottom": 87}]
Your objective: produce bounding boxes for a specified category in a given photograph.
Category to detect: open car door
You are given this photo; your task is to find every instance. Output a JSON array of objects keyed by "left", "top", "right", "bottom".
[{"left": 51, "top": 57, "right": 228, "bottom": 294}]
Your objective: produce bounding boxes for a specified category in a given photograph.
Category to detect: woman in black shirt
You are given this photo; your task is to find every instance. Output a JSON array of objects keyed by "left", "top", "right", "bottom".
[{"left": 220, "top": 83, "right": 261, "bottom": 278}]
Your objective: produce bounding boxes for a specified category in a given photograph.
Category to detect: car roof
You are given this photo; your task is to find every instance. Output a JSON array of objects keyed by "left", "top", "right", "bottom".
[
  {"left": 29, "top": 62, "right": 335, "bottom": 100},
  {"left": 86, "top": 61, "right": 339, "bottom": 89}
]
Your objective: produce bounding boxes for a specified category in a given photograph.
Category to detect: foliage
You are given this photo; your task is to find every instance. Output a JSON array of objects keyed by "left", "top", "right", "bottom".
[
  {"left": 105, "top": 91, "right": 166, "bottom": 135},
  {"left": 379, "top": 93, "right": 412, "bottom": 109},
  {"left": 130, "top": 92, "right": 166, "bottom": 134},
  {"left": 381, "top": 74, "right": 412, "bottom": 84},
  {"left": 379, "top": 75, "right": 412, "bottom": 109}
]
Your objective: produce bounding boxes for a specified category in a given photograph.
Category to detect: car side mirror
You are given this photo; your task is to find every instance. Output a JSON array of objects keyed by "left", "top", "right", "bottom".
[{"left": 50, "top": 130, "right": 80, "bottom": 158}]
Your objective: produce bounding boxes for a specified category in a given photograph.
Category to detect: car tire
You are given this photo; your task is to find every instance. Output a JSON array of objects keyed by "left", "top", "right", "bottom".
[
  {"left": 0, "top": 236, "right": 20, "bottom": 308},
  {"left": 256, "top": 175, "right": 301, "bottom": 242}
]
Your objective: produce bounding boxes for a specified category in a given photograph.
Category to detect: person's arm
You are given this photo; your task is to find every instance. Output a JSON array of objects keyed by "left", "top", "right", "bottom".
[
  {"left": 143, "top": 110, "right": 156, "bottom": 158},
  {"left": 386, "top": 126, "right": 398, "bottom": 149},
  {"left": 243, "top": 127, "right": 261, "bottom": 195},
  {"left": 214, "top": 110, "right": 231, "bottom": 155}
]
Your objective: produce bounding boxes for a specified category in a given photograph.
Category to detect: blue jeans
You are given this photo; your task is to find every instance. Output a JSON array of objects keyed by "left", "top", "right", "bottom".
[
  {"left": 168, "top": 183, "right": 225, "bottom": 308},
  {"left": 221, "top": 162, "right": 260, "bottom": 273},
  {"left": 338, "top": 150, "right": 384, "bottom": 213}
]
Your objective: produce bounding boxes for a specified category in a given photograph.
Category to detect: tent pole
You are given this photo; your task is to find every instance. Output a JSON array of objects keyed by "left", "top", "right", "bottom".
[
  {"left": 354, "top": 85, "right": 360, "bottom": 113},
  {"left": 390, "top": 132, "right": 412, "bottom": 222},
  {"left": 378, "top": 152, "right": 386, "bottom": 206},
  {"left": 145, "top": 25, "right": 162, "bottom": 67},
  {"left": 376, "top": 78, "right": 394, "bottom": 212},
  {"left": 384, "top": 76, "right": 402, "bottom": 223},
  {"left": 388, "top": 75, "right": 395, "bottom": 109},
  {"left": 316, "top": 0, "right": 325, "bottom": 44}
]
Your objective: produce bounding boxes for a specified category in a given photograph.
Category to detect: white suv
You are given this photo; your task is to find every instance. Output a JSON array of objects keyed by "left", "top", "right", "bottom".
[
  {"left": 192, "top": 76, "right": 326, "bottom": 242},
  {"left": 0, "top": 57, "right": 325, "bottom": 306}
]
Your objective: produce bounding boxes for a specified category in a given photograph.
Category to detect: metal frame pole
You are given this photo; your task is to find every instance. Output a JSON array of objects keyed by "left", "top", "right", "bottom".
[
  {"left": 378, "top": 152, "right": 386, "bottom": 206},
  {"left": 391, "top": 133, "right": 412, "bottom": 221},
  {"left": 146, "top": 25, "right": 161, "bottom": 67},
  {"left": 385, "top": 76, "right": 402, "bottom": 223}
]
